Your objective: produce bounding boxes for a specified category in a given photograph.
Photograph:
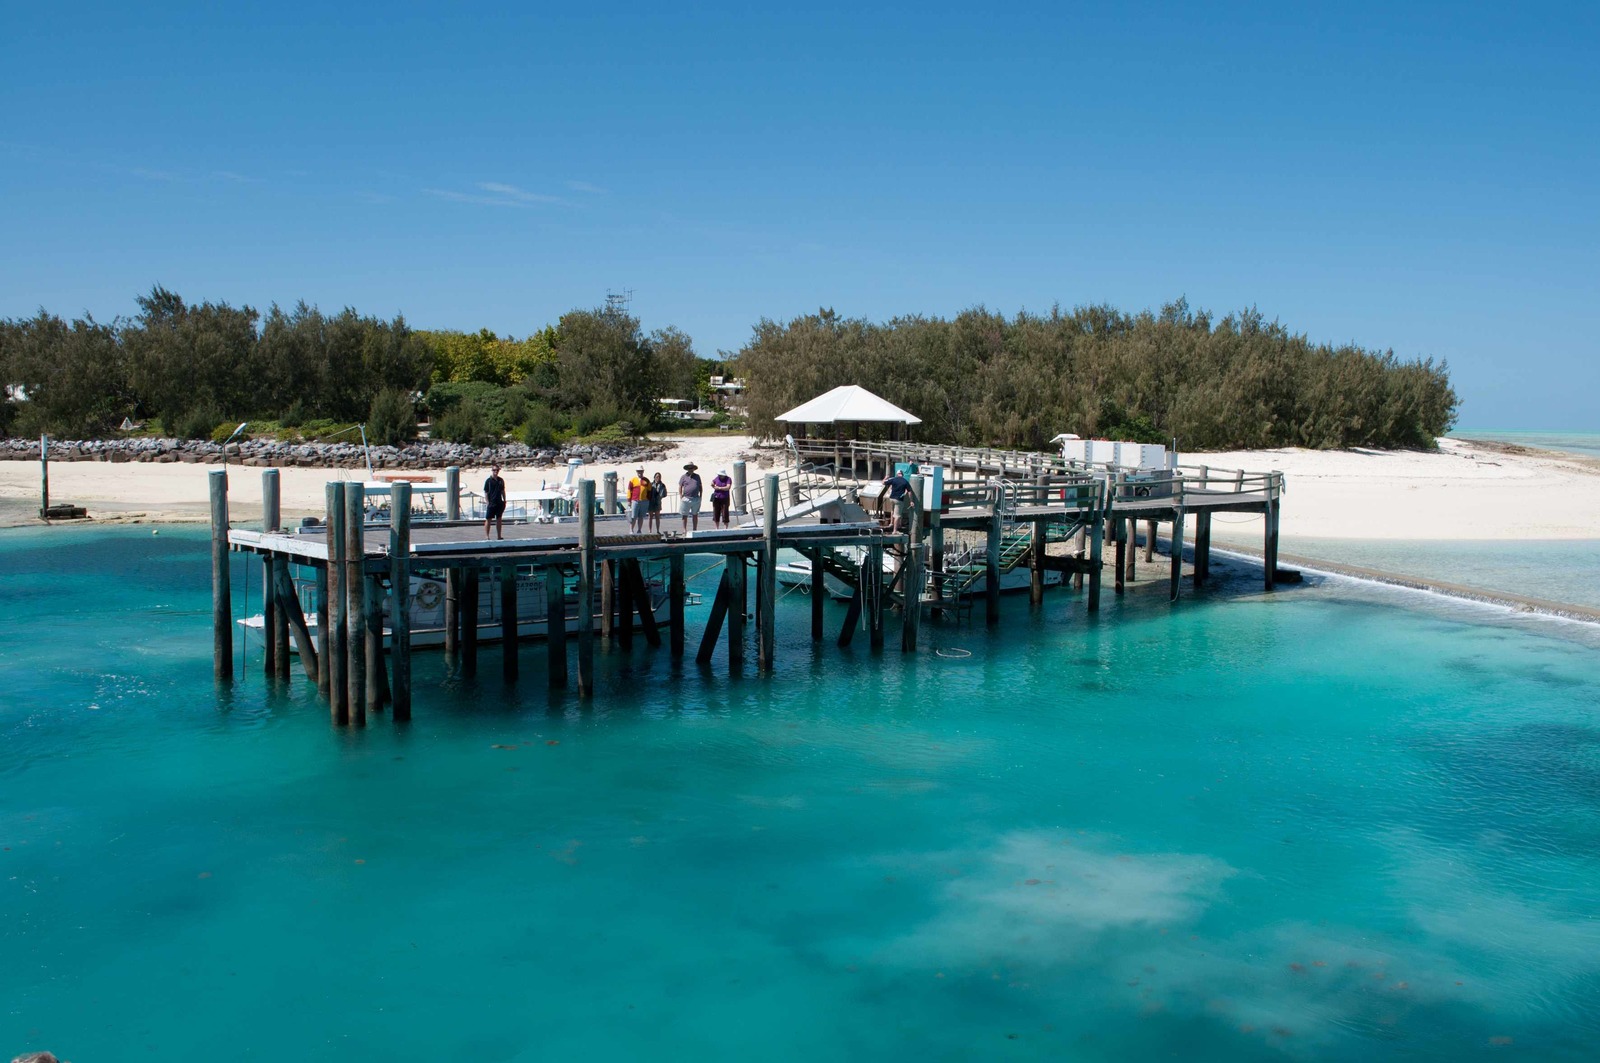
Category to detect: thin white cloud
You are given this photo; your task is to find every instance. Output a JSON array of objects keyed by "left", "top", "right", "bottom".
[
  {"left": 566, "top": 180, "right": 607, "bottom": 194},
  {"left": 423, "top": 182, "right": 567, "bottom": 208},
  {"left": 131, "top": 167, "right": 182, "bottom": 182}
]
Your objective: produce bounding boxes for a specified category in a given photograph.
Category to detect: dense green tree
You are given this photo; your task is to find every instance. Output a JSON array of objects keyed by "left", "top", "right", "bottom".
[
  {"left": 739, "top": 301, "right": 1457, "bottom": 451},
  {"left": 0, "top": 310, "right": 130, "bottom": 436}
]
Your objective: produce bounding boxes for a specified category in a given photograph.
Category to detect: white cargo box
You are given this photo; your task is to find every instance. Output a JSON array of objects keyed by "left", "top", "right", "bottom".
[{"left": 1117, "top": 442, "right": 1168, "bottom": 470}]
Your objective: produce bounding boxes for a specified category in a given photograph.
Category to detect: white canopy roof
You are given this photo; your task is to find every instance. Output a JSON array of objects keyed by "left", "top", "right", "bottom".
[{"left": 776, "top": 385, "right": 922, "bottom": 425}]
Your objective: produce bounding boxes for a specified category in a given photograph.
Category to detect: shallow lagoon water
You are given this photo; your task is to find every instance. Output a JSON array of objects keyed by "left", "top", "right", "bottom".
[{"left": 3, "top": 527, "right": 1600, "bottom": 1060}]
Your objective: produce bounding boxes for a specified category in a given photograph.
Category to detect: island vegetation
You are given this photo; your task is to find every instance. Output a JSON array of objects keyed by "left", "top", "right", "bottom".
[
  {"left": 740, "top": 301, "right": 1457, "bottom": 451},
  {"left": 0, "top": 289, "right": 1456, "bottom": 452}
]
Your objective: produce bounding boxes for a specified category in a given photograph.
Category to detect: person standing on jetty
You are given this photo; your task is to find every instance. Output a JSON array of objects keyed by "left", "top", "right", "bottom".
[
  {"left": 710, "top": 468, "right": 733, "bottom": 528},
  {"left": 649, "top": 471, "right": 667, "bottom": 533},
  {"left": 679, "top": 463, "right": 703, "bottom": 532},
  {"left": 483, "top": 463, "right": 507, "bottom": 540},
  {"left": 877, "top": 466, "right": 917, "bottom": 533},
  {"left": 627, "top": 466, "right": 651, "bottom": 533}
]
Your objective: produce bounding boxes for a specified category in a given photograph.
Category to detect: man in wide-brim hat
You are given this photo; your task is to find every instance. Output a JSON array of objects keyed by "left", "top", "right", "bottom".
[{"left": 678, "top": 462, "right": 703, "bottom": 532}]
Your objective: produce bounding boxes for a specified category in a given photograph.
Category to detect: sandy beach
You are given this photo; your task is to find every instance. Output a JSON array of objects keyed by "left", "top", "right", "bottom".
[{"left": 2, "top": 434, "right": 1597, "bottom": 541}]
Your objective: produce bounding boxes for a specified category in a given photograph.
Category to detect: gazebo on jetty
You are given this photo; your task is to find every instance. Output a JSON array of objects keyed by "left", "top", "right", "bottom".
[
  {"left": 777, "top": 385, "right": 920, "bottom": 476},
  {"left": 210, "top": 388, "right": 1285, "bottom": 727}
]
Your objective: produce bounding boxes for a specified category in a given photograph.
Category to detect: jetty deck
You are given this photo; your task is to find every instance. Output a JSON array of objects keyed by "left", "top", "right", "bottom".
[{"left": 211, "top": 441, "right": 1284, "bottom": 726}]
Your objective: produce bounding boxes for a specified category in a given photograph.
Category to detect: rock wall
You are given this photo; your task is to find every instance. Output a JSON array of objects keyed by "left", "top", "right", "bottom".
[{"left": 0, "top": 437, "right": 670, "bottom": 469}]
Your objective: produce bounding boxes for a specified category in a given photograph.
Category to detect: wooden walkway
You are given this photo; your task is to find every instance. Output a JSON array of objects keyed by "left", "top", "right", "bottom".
[{"left": 208, "top": 442, "right": 1286, "bottom": 725}]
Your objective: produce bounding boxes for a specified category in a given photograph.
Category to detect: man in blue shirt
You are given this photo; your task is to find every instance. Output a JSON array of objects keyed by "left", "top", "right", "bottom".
[{"left": 876, "top": 468, "right": 918, "bottom": 532}]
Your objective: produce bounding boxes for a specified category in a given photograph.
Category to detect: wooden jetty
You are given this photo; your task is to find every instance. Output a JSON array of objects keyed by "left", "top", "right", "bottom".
[{"left": 211, "top": 443, "right": 1284, "bottom": 724}]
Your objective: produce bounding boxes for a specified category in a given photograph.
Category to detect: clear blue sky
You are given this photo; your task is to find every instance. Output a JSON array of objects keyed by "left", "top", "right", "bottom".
[{"left": 3, "top": 2, "right": 1596, "bottom": 430}]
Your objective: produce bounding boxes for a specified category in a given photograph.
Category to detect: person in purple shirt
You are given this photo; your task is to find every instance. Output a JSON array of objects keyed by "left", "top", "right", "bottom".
[{"left": 710, "top": 468, "right": 733, "bottom": 528}]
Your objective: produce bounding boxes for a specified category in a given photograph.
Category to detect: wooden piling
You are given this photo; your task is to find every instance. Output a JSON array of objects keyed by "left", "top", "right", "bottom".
[
  {"left": 868, "top": 542, "right": 886, "bottom": 650},
  {"left": 262, "top": 470, "right": 281, "bottom": 679},
  {"left": 626, "top": 560, "right": 661, "bottom": 648},
  {"left": 576, "top": 480, "right": 596, "bottom": 696},
  {"left": 326, "top": 483, "right": 347, "bottom": 723},
  {"left": 501, "top": 562, "right": 518, "bottom": 681},
  {"left": 545, "top": 566, "right": 568, "bottom": 687},
  {"left": 461, "top": 567, "right": 479, "bottom": 679},
  {"left": 1169, "top": 507, "right": 1186, "bottom": 603},
  {"left": 1145, "top": 519, "right": 1158, "bottom": 564},
  {"left": 390, "top": 481, "right": 412, "bottom": 720},
  {"left": 344, "top": 483, "right": 367, "bottom": 727},
  {"left": 365, "top": 573, "right": 384, "bottom": 715},
  {"left": 929, "top": 508, "right": 945, "bottom": 617},
  {"left": 838, "top": 575, "right": 862, "bottom": 648},
  {"left": 314, "top": 560, "right": 330, "bottom": 696},
  {"left": 1113, "top": 518, "right": 1126, "bottom": 595},
  {"left": 727, "top": 554, "right": 747, "bottom": 670},
  {"left": 759, "top": 474, "right": 778, "bottom": 670},
  {"left": 603, "top": 471, "right": 619, "bottom": 516},
  {"left": 210, "top": 469, "right": 232, "bottom": 681},
  {"left": 1194, "top": 511, "right": 1212, "bottom": 587},
  {"left": 444, "top": 569, "right": 459, "bottom": 658},
  {"left": 1264, "top": 473, "right": 1281, "bottom": 591},
  {"left": 696, "top": 572, "right": 731, "bottom": 665},
  {"left": 732, "top": 461, "right": 747, "bottom": 515},
  {"left": 600, "top": 561, "right": 615, "bottom": 641},
  {"left": 668, "top": 554, "right": 686, "bottom": 658},
  {"left": 39, "top": 434, "right": 49, "bottom": 520},
  {"left": 903, "top": 485, "right": 923, "bottom": 653},
  {"left": 985, "top": 508, "right": 1002, "bottom": 625},
  {"left": 272, "top": 558, "right": 318, "bottom": 681},
  {"left": 445, "top": 466, "right": 460, "bottom": 521},
  {"left": 809, "top": 548, "right": 825, "bottom": 640},
  {"left": 1087, "top": 502, "right": 1103, "bottom": 613}
]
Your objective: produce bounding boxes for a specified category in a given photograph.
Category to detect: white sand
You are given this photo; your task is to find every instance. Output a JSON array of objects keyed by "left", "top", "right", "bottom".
[{"left": 3, "top": 435, "right": 1597, "bottom": 540}]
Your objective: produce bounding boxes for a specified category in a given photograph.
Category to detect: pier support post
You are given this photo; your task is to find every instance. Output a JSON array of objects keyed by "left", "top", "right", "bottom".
[
  {"left": 985, "top": 509, "right": 1002, "bottom": 626},
  {"left": 390, "top": 482, "right": 412, "bottom": 720},
  {"left": 39, "top": 434, "right": 49, "bottom": 520},
  {"left": 903, "top": 485, "right": 923, "bottom": 653},
  {"left": 625, "top": 560, "right": 660, "bottom": 648},
  {"left": 1195, "top": 511, "right": 1212, "bottom": 588},
  {"left": 262, "top": 470, "right": 282, "bottom": 679},
  {"left": 809, "top": 548, "right": 825, "bottom": 640},
  {"left": 1264, "top": 473, "right": 1281, "bottom": 591},
  {"left": 546, "top": 566, "right": 568, "bottom": 688},
  {"left": 1169, "top": 507, "right": 1186, "bottom": 603},
  {"left": 272, "top": 557, "right": 318, "bottom": 681},
  {"left": 732, "top": 461, "right": 747, "bottom": 515},
  {"left": 1145, "top": 519, "right": 1158, "bottom": 563},
  {"left": 759, "top": 475, "right": 778, "bottom": 670},
  {"left": 210, "top": 469, "right": 232, "bottom": 682},
  {"left": 600, "top": 561, "right": 615, "bottom": 642},
  {"left": 727, "top": 554, "right": 747, "bottom": 670},
  {"left": 315, "top": 560, "right": 330, "bottom": 696},
  {"left": 444, "top": 569, "right": 459, "bottom": 659},
  {"left": 445, "top": 466, "right": 460, "bottom": 521},
  {"left": 576, "top": 480, "right": 596, "bottom": 696},
  {"left": 1030, "top": 522, "right": 1045, "bottom": 605},
  {"left": 326, "top": 483, "right": 347, "bottom": 723},
  {"left": 868, "top": 542, "right": 886, "bottom": 650},
  {"left": 1114, "top": 518, "right": 1126, "bottom": 594},
  {"left": 669, "top": 554, "right": 686, "bottom": 658},
  {"left": 1087, "top": 498, "right": 1103, "bottom": 613},
  {"left": 501, "top": 562, "right": 518, "bottom": 681},
  {"left": 603, "top": 471, "right": 619, "bottom": 516},
  {"left": 344, "top": 483, "right": 367, "bottom": 727},
  {"left": 461, "top": 567, "right": 479, "bottom": 679},
  {"left": 366, "top": 574, "right": 384, "bottom": 715},
  {"left": 696, "top": 572, "right": 731, "bottom": 665},
  {"left": 929, "top": 509, "right": 945, "bottom": 617}
]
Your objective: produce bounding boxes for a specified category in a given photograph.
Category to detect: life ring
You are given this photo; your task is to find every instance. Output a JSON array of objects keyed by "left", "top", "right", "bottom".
[{"left": 415, "top": 581, "right": 443, "bottom": 609}]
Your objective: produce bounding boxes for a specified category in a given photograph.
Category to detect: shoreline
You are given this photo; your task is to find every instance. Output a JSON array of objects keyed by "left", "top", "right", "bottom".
[{"left": 1212, "top": 543, "right": 1600, "bottom": 626}]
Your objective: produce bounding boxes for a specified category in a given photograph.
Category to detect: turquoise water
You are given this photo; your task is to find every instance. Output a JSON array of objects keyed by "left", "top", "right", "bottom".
[
  {"left": 1449, "top": 430, "right": 1600, "bottom": 460},
  {"left": 4, "top": 528, "right": 1600, "bottom": 1060},
  {"left": 1273, "top": 537, "right": 1600, "bottom": 609}
]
